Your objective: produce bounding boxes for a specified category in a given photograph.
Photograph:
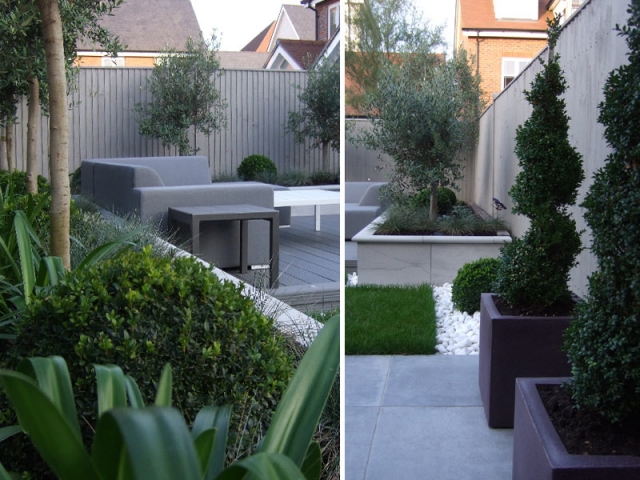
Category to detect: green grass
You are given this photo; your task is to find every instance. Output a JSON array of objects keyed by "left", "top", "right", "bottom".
[{"left": 345, "top": 283, "right": 437, "bottom": 355}]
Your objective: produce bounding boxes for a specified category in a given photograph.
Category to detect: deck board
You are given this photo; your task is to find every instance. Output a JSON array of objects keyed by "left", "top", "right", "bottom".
[{"left": 228, "top": 214, "right": 339, "bottom": 312}]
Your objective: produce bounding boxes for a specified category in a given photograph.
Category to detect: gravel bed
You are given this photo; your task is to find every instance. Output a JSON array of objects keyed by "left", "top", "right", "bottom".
[{"left": 433, "top": 283, "right": 480, "bottom": 355}]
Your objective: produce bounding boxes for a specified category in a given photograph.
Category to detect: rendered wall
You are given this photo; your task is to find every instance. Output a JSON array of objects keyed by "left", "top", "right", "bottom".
[{"left": 472, "top": 0, "right": 629, "bottom": 296}]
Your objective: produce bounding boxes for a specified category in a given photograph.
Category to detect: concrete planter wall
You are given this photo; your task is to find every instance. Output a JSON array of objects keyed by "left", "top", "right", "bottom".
[
  {"left": 352, "top": 216, "right": 511, "bottom": 285},
  {"left": 513, "top": 377, "right": 640, "bottom": 479}
]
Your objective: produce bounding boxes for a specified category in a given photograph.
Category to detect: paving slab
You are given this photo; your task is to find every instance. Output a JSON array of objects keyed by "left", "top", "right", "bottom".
[
  {"left": 383, "top": 355, "right": 482, "bottom": 407},
  {"left": 345, "top": 355, "right": 514, "bottom": 480},
  {"left": 345, "top": 406, "right": 379, "bottom": 480},
  {"left": 346, "top": 356, "right": 391, "bottom": 407},
  {"left": 366, "top": 406, "right": 513, "bottom": 480}
]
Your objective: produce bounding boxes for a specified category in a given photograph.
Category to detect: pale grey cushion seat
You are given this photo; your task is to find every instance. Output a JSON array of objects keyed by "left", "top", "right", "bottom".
[
  {"left": 345, "top": 182, "right": 389, "bottom": 240},
  {"left": 81, "top": 156, "right": 281, "bottom": 269}
]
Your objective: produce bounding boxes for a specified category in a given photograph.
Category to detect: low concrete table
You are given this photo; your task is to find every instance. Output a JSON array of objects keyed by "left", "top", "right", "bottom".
[
  {"left": 274, "top": 189, "right": 340, "bottom": 231},
  {"left": 168, "top": 205, "right": 279, "bottom": 287}
]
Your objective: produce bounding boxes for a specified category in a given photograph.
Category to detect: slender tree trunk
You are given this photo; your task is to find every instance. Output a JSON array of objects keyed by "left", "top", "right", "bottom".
[
  {"left": 37, "top": 0, "right": 70, "bottom": 269},
  {"left": 0, "top": 126, "right": 7, "bottom": 171},
  {"left": 429, "top": 183, "right": 438, "bottom": 221},
  {"left": 27, "top": 77, "right": 40, "bottom": 194},
  {"left": 5, "top": 123, "right": 14, "bottom": 172},
  {"left": 322, "top": 140, "right": 330, "bottom": 172}
]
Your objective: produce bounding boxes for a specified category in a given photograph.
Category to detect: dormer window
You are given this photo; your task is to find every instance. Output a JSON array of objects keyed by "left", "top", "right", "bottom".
[
  {"left": 329, "top": 4, "right": 340, "bottom": 37},
  {"left": 101, "top": 56, "right": 125, "bottom": 67}
]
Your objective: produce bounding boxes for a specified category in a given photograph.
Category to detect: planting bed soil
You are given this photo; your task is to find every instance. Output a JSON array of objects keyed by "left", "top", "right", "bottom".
[
  {"left": 493, "top": 296, "right": 575, "bottom": 318},
  {"left": 539, "top": 384, "right": 640, "bottom": 457}
]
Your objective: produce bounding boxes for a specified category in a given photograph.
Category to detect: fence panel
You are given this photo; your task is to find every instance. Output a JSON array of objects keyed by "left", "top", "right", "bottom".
[{"left": 8, "top": 67, "right": 338, "bottom": 179}]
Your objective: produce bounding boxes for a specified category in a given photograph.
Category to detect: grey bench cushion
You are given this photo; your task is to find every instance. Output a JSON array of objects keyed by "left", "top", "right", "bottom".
[{"left": 81, "top": 156, "right": 277, "bottom": 269}]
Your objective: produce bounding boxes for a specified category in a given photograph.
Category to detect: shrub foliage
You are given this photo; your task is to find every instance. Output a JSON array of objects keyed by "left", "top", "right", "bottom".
[
  {"left": 237, "top": 154, "right": 277, "bottom": 181},
  {"left": 3, "top": 247, "right": 293, "bottom": 474},
  {"left": 452, "top": 257, "right": 501, "bottom": 315},
  {"left": 565, "top": 2, "right": 640, "bottom": 424},
  {"left": 493, "top": 17, "right": 584, "bottom": 312}
]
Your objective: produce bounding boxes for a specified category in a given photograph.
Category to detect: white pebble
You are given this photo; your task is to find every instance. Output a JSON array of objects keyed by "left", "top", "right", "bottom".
[{"left": 433, "top": 283, "right": 480, "bottom": 355}]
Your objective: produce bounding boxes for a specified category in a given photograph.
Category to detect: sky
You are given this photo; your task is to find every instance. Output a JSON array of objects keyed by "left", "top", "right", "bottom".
[{"left": 189, "top": 0, "right": 457, "bottom": 53}]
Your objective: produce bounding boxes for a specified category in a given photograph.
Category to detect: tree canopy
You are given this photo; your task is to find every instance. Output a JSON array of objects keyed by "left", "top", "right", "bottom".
[
  {"left": 346, "top": 0, "right": 445, "bottom": 113},
  {"left": 285, "top": 59, "right": 340, "bottom": 171},
  {"left": 359, "top": 48, "right": 484, "bottom": 219},
  {"left": 134, "top": 35, "right": 227, "bottom": 156}
]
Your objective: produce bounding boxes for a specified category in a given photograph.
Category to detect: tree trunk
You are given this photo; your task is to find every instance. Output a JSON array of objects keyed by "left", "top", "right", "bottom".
[
  {"left": 26, "top": 77, "right": 40, "bottom": 194},
  {"left": 429, "top": 183, "right": 439, "bottom": 221},
  {"left": 6, "top": 123, "right": 14, "bottom": 172},
  {"left": 37, "top": 0, "right": 70, "bottom": 269},
  {"left": 0, "top": 126, "right": 7, "bottom": 171},
  {"left": 322, "top": 140, "right": 330, "bottom": 172}
]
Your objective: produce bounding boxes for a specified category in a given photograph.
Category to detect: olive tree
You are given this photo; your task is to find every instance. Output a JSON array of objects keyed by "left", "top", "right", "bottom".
[
  {"left": 134, "top": 35, "right": 227, "bottom": 156},
  {"left": 285, "top": 59, "right": 340, "bottom": 171},
  {"left": 33, "top": 0, "right": 122, "bottom": 267},
  {"left": 346, "top": 0, "right": 444, "bottom": 113},
  {"left": 359, "top": 48, "right": 484, "bottom": 220}
]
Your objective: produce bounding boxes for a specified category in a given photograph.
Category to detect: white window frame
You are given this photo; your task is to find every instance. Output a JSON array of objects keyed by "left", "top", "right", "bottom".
[
  {"left": 328, "top": 4, "right": 340, "bottom": 38},
  {"left": 101, "top": 56, "right": 125, "bottom": 67},
  {"left": 501, "top": 57, "right": 531, "bottom": 89}
]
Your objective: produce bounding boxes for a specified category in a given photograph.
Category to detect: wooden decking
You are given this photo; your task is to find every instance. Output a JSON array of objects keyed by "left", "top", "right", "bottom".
[{"left": 229, "top": 214, "right": 339, "bottom": 313}]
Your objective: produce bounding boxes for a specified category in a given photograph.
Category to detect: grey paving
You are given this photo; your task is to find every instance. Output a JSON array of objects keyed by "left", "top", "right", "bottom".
[{"left": 346, "top": 355, "right": 514, "bottom": 480}]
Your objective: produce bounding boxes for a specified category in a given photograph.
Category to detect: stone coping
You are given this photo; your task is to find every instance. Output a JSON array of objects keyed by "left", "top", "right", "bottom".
[{"left": 352, "top": 214, "right": 512, "bottom": 245}]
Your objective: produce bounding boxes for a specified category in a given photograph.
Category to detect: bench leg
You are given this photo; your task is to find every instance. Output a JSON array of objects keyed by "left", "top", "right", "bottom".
[
  {"left": 315, "top": 205, "right": 321, "bottom": 231},
  {"left": 239, "top": 219, "right": 249, "bottom": 273},
  {"left": 191, "top": 218, "right": 201, "bottom": 257},
  {"left": 270, "top": 214, "right": 279, "bottom": 288}
]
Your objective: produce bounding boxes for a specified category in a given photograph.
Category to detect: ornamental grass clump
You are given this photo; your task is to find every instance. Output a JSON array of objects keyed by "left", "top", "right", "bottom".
[
  {"left": 564, "top": 1, "right": 640, "bottom": 425},
  {"left": 493, "top": 17, "right": 584, "bottom": 314}
]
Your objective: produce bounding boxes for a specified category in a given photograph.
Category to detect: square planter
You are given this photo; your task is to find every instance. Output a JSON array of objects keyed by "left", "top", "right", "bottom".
[
  {"left": 478, "top": 293, "right": 572, "bottom": 428},
  {"left": 352, "top": 217, "right": 511, "bottom": 286},
  {"left": 513, "top": 377, "right": 640, "bottom": 479}
]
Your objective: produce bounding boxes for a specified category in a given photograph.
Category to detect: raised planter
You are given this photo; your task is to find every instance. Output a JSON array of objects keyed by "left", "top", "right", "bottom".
[
  {"left": 479, "top": 293, "right": 572, "bottom": 428},
  {"left": 352, "top": 215, "right": 511, "bottom": 285},
  {"left": 513, "top": 377, "right": 640, "bottom": 479}
]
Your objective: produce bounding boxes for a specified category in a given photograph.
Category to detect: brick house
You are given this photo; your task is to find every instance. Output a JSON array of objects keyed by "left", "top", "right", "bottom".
[
  {"left": 76, "top": 0, "right": 201, "bottom": 67},
  {"left": 454, "top": 0, "right": 551, "bottom": 103},
  {"left": 455, "top": 0, "right": 586, "bottom": 104}
]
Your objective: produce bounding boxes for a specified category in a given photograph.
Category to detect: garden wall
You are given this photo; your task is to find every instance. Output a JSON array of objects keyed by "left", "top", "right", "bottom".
[
  {"left": 3, "top": 68, "right": 339, "bottom": 179},
  {"left": 473, "top": 0, "right": 629, "bottom": 297}
]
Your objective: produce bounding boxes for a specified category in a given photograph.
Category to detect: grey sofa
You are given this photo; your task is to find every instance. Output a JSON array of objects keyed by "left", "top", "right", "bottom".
[
  {"left": 81, "top": 156, "right": 281, "bottom": 269},
  {"left": 345, "top": 182, "right": 389, "bottom": 240}
]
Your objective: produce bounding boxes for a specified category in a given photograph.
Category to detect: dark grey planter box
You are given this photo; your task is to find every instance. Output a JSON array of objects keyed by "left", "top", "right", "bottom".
[
  {"left": 478, "top": 293, "right": 572, "bottom": 428},
  {"left": 513, "top": 377, "right": 640, "bottom": 479}
]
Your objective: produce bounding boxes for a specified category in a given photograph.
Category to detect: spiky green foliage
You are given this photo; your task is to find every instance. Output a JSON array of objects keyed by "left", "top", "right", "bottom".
[
  {"left": 494, "top": 16, "right": 584, "bottom": 312},
  {"left": 564, "top": 1, "right": 640, "bottom": 424}
]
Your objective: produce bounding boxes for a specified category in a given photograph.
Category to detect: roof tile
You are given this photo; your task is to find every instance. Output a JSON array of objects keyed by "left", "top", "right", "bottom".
[{"left": 78, "top": 0, "right": 201, "bottom": 53}]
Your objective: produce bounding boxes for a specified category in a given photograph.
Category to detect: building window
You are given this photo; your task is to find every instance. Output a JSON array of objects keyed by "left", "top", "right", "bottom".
[
  {"left": 101, "top": 56, "right": 125, "bottom": 67},
  {"left": 329, "top": 4, "right": 340, "bottom": 38},
  {"left": 502, "top": 57, "right": 531, "bottom": 89}
]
